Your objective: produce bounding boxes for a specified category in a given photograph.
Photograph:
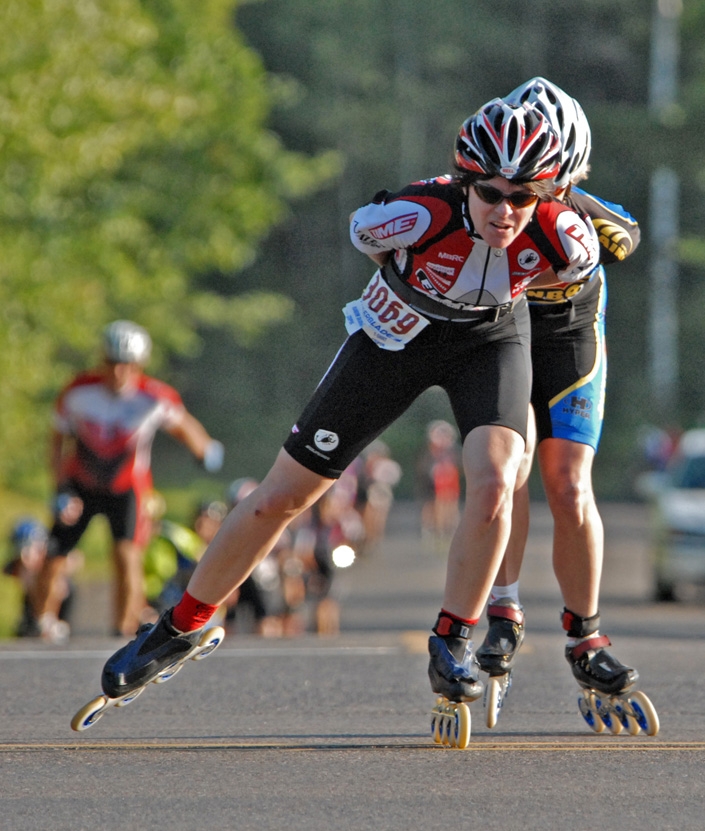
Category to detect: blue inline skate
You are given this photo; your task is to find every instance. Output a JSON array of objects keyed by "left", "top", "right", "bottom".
[{"left": 428, "top": 614, "right": 483, "bottom": 749}]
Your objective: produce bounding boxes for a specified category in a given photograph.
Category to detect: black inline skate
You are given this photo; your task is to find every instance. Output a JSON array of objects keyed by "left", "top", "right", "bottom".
[
  {"left": 476, "top": 598, "right": 525, "bottom": 728},
  {"left": 70, "top": 609, "right": 225, "bottom": 732},
  {"left": 562, "top": 608, "right": 659, "bottom": 736}
]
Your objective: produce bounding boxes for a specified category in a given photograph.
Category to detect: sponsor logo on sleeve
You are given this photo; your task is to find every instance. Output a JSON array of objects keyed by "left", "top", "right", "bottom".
[{"left": 369, "top": 213, "right": 418, "bottom": 240}]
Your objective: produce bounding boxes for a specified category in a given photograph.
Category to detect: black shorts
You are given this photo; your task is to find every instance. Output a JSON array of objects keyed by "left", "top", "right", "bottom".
[
  {"left": 48, "top": 481, "right": 143, "bottom": 557},
  {"left": 284, "top": 296, "right": 531, "bottom": 478}
]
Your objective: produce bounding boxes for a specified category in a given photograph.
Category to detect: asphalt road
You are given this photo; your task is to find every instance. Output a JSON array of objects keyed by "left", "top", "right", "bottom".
[{"left": 1, "top": 501, "right": 704, "bottom": 831}]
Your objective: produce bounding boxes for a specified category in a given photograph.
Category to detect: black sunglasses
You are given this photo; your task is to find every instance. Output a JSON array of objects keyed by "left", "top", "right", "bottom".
[{"left": 473, "top": 183, "right": 538, "bottom": 209}]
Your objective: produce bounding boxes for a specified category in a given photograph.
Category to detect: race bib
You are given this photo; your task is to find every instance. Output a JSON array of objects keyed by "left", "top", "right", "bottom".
[{"left": 343, "top": 271, "right": 430, "bottom": 351}]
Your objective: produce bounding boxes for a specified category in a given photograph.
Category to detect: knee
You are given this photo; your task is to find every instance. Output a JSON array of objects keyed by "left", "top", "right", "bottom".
[
  {"left": 545, "top": 472, "right": 593, "bottom": 522},
  {"left": 516, "top": 444, "right": 535, "bottom": 486},
  {"left": 466, "top": 465, "right": 516, "bottom": 523}
]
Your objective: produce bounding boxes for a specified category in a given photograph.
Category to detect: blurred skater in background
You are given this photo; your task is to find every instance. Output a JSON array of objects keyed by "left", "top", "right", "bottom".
[
  {"left": 292, "top": 480, "right": 364, "bottom": 635},
  {"left": 3, "top": 517, "right": 82, "bottom": 641},
  {"left": 36, "top": 320, "right": 224, "bottom": 639},
  {"left": 143, "top": 495, "right": 228, "bottom": 616},
  {"left": 223, "top": 478, "right": 299, "bottom": 637},
  {"left": 416, "top": 420, "right": 463, "bottom": 548},
  {"left": 351, "top": 440, "right": 401, "bottom": 557}
]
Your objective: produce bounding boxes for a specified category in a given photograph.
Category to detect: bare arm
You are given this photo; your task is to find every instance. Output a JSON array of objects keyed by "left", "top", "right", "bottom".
[
  {"left": 165, "top": 411, "right": 213, "bottom": 460},
  {"left": 367, "top": 250, "right": 392, "bottom": 268},
  {"left": 527, "top": 267, "right": 571, "bottom": 289},
  {"left": 50, "top": 429, "right": 72, "bottom": 485},
  {"left": 165, "top": 410, "right": 224, "bottom": 472}
]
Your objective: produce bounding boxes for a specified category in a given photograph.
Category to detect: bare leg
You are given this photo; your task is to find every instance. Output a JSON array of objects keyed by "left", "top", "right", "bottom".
[
  {"left": 492, "top": 482, "right": 530, "bottom": 588},
  {"left": 187, "top": 449, "right": 335, "bottom": 606},
  {"left": 538, "top": 438, "right": 602, "bottom": 617},
  {"left": 441, "top": 425, "right": 525, "bottom": 620},
  {"left": 493, "top": 407, "right": 536, "bottom": 587},
  {"left": 112, "top": 540, "right": 147, "bottom": 636},
  {"left": 35, "top": 556, "right": 68, "bottom": 619}
]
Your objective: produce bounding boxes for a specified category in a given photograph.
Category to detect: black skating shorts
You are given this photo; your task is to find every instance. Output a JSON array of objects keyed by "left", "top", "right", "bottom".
[
  {"left": 284, "top": 295, "right": 532, "bottom": 479},
  {"left": 529, "top": 271, "right": 607, "bottom": 450},
  {"left": 48, "top": 481, "right": 144, "bottom": 557}
]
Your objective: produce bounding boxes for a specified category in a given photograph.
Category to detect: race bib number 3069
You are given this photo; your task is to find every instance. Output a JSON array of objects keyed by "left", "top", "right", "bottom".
[{"left": 343, "top": 271, "right": 429, "bottom": 351}]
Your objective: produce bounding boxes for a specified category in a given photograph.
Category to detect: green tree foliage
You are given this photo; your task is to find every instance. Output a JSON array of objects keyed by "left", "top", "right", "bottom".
[
  {"left": 5, "top": 0, "right": 704, "bottom": 500},
  {"left": 0, "top": 0, "right": 340, "bottom": 489}
]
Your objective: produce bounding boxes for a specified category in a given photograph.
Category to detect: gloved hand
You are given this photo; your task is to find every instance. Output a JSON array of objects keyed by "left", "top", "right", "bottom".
[
  {"left": 592, "top": 218, "right": 632, "bottom": 263},
  {"left": 203, "top": 439, "right": 225, "bottom": 473}
]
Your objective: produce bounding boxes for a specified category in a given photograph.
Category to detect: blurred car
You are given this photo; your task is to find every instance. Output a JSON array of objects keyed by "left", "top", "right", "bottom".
[{"left": 642, "top": 429, "right": 705, "bottom": 601}]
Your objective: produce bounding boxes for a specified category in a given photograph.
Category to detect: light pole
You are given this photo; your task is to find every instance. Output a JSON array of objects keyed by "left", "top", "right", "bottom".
[{"left": 648, "top": 0, "right": 682, "bottom": 418}]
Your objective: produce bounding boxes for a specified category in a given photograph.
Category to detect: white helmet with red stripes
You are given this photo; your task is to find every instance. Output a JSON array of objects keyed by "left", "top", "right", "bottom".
[{"left": 455, "top": 97, "right": 561, "bottom": 183}]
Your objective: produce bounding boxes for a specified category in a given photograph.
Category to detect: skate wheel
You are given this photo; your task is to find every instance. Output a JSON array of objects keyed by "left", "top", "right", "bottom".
[
  {"left": 430, "top": 701, "right": 444, "bottom": 744},
  {"left": 115, "top": 687, "right": 144, "bottom": 708},
  {"left": 578, "top": 691, "right": 605, "bottom": 733},
  {"left": 605, "top": 707, "right": 623, "bottom": 735},
  {"left": 484, "top": 676, "right": 502, "bottom": 729},
  {"left": 442, "top": 709, "right": 454, "bottom": 746},
  {"left": 629, "top": 690, "right": 660, "bottom": 737},
  {"left": 593, "top": 694, "right": 622, "bottom": 735},
  {"left": 431, "top": 713, "right": 443, "bottom": 744},
  {"left": 153, "top": 662, "right": 184, "bottom": 684},
  {"left": 192, "top": 626, "right": 226, "bottom": 660},
  {"left": 430, "top": 700, "right": 471, "bottom": 749},
  {"left": 71, "top": 695, "right": 108, "bottom": 732},
  {"left": 613, "top": 699, "right": 641, "bottom": 735},
  {"left": 452, "top": 703, "right": 471, "bottom": 749},
  {"left": 622, "top": 711, "right": 641, "bottom": 736}
]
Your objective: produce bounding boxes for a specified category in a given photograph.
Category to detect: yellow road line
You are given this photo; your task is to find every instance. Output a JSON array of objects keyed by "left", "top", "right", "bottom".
[{"left": 2, "top": 739, "right": 704, "bottom": 753}]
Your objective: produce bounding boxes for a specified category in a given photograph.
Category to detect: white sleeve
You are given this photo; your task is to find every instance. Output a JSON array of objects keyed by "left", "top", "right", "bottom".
[
  {"left": 157, "top": 396, "right": 186, "bottom": 431},
  {"left": 350, "top": 199, "right": 432, "bottom": 255},
  {"left": 553, "top": 211, "right": 601, "bottom": 283}
]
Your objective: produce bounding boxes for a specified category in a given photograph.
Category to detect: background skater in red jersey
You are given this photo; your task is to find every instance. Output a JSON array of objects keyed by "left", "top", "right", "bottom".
[{"left": 36, "top": 320, "right": 224, "bottom": 640}]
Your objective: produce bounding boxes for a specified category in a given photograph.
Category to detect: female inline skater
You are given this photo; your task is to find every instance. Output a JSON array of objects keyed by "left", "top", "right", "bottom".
[{"left": 99, "top": 99, "right": 599, "bottom": 709}]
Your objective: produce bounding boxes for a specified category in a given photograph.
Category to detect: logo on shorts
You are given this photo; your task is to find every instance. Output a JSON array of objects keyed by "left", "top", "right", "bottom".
[
  {"left": 563, "top": 396, "right": 593, "bottom": 421},
  {"left": 570, "top": 396, "right": 593, "bottom": 413},
  {"left": 314, "top": 429, "right": 339, "bottom": 452},
  {"left": 517, "top": 249, "right": 540, "bottom": 270}
]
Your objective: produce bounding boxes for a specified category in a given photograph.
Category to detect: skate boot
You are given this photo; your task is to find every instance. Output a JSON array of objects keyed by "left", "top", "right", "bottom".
[
  {"left": 428, "top": 635, "right": 483, "bottom": 702},
  {"left": 562, "top": 608, "right": 659, "bottom": 737},
  {"left": 476, "top": 599, "right": 525, "bottom": 676},
  {"left": 565, "top": 634, "right": 638, "bottom": 696},
  {"left": 71, "top": 609, "right": 226, "bottom": 732},
  {"left": 102, "top": 609, "right": 207, "bottom": 697},
  {"left": 476, "top": 599, "right": 524, "bottom": 728},
  {"left": 428, "top": 613, "right": 481, "bottom": 749}
]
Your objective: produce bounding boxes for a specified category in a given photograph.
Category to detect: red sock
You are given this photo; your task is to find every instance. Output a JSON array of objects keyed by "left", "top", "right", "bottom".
[
  {"left": 434, "top": 608, "right": 479, "bottom": 637},
  {"left": 171, "top": 591, "right": 219, "bottom": 632}
]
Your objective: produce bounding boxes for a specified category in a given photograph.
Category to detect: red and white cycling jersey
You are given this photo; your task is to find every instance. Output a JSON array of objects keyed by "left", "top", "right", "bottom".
[
  {"left": 54, "top": 371, "right": 185, "bottom": 494},
  {"left": 350, "top": 176, "right": 599, "bottom": 309}
]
